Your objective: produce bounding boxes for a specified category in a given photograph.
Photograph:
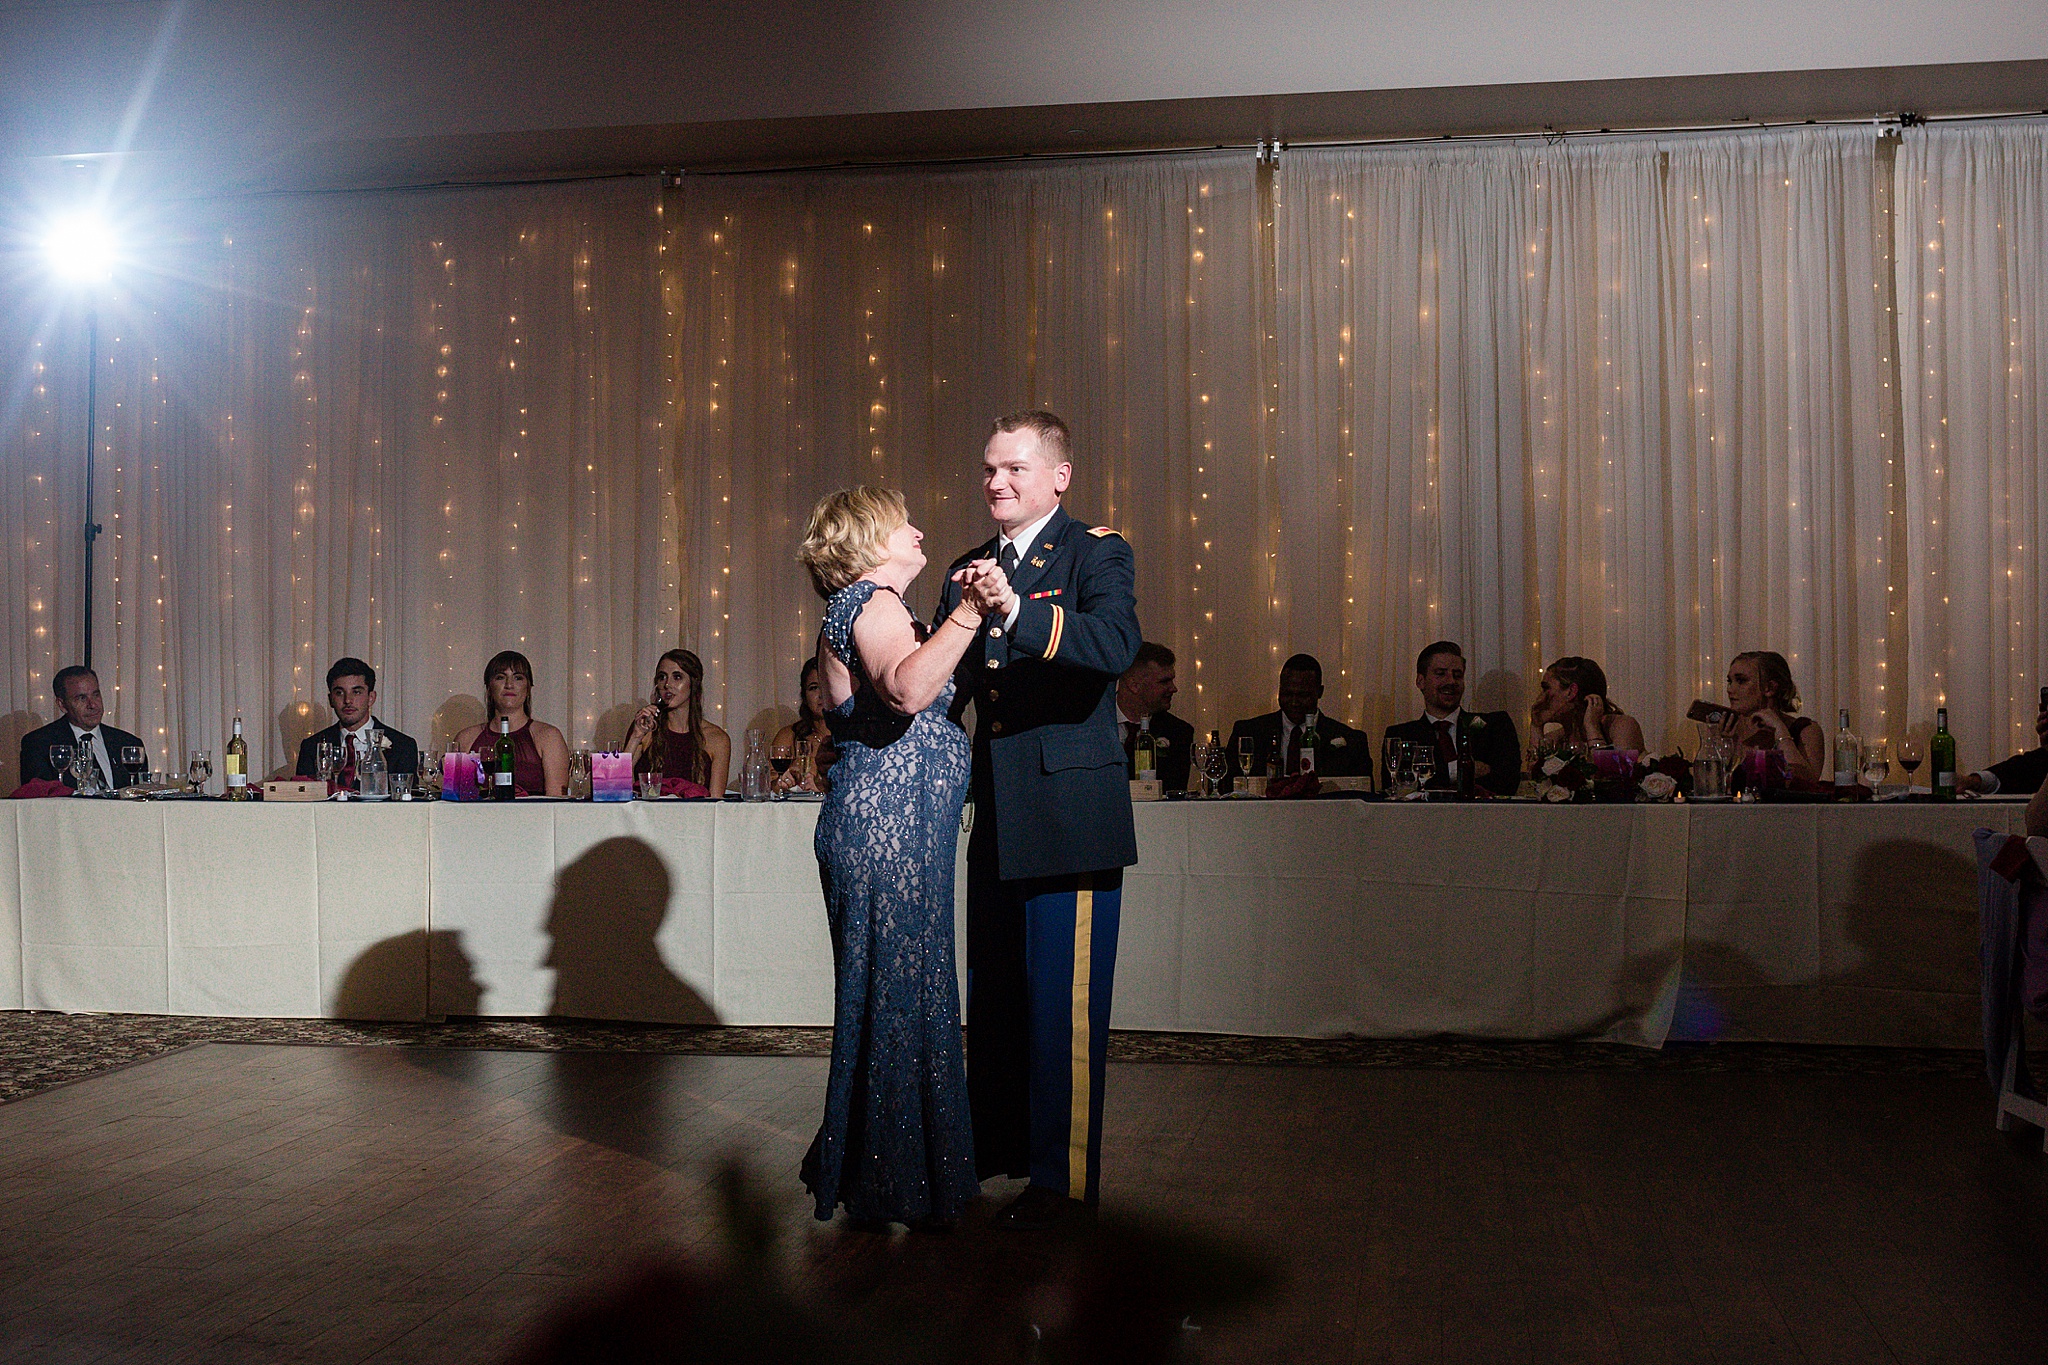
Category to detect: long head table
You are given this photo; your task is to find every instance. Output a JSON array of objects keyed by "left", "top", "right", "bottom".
[{"left": 0, "top": 797, "right": 2018, "bottom": 1047}]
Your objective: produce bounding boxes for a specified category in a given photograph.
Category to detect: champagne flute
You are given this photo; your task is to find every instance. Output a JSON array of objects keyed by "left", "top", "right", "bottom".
[
  {"left": 794, "top": 735, "right": 814, "bottom": 791},
  {"left": 1235, "top": 733, "right": 1255, "bottom": 781},
  {"left": 1897, "top": 735, "right": 1924, "bottom": 792}
]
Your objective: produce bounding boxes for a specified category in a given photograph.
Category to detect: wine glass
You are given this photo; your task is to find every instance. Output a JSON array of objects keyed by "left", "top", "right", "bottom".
[
  {"left": 769, "top": 737, "right": 795, "bottom": 799},
  {"left": 1411, "top": 747, "right": 1437, "bottom": 793},
  {"left": 187, "top": 749, "right": 212, "bottom": 795},
  {"left": 120, "top": 745, "right": 145, "bottom": 789},
  {"left": 46, "top": 744, "right": 73, "bottom": 784},
  {"left": 1896, "top": 736, "right": 1924, "bottom": 792},
  {"left": 1860, "top": 739, "right": 1890, "bottom": 795},
  {"left": 1235, "top": 734, "right": 1255, "bottom": 782},
  {"left": 420, "top": 745, "right": 446, "bottom": 797},
  {"left": 1202, "top": 741, "right": 1228, "bottom": 797}
]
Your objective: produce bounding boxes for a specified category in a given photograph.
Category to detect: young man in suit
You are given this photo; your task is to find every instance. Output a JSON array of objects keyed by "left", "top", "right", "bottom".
[
  {"left": 295, "top": 658, "right": 419, "bottom": 783},
  {"left": 19, "top": 666, "right": 148, "bottom": 790},
  {"left": 1116, "top": 642, "right": 1194, "bottom": 792},
  {"left": 936, "top": 410, "right": 1141, "bottom": 1230},
  {"left": 1381, "top": 641, "right": 1522, "bottom": 797},
  {"left": 1225, "top": 654, "right": 1372, "bottom": 786}
]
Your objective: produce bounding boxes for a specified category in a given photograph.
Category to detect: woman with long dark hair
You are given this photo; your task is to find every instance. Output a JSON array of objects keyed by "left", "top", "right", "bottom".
[
  {"left": 770, "top": 657, "right": 837, "bottom": 793},
  {"left": 1528, "top": 655, "right": 1646, "bottom": 756},
  {"left": 453, "top": 650, "right": 571, "bottom": 796},
  {"left": 626, "top": 648, "right": 731, "bottom": 797}
]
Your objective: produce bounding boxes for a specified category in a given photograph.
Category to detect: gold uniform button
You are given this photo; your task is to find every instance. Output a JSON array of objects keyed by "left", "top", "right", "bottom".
[
  {"left": 987, "top": 689, "right": 999, "bottom": 701},
  {"left": 988, "top": 626, "right": 1003, "bottom": 639},
  {"left": 985, "top": 658, "right": 1000, "bottom": 669},
  {"left": 990, "top": 722, "right": 1004, "bottom": 734}
]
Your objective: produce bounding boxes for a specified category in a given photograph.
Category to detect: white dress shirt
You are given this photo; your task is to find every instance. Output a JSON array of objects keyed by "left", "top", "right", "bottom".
[{"left": 68, "top": 724, "right": 114, "bottom": 788}]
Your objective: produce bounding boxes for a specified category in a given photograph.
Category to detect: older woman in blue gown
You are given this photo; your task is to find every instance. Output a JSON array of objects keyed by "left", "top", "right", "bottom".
[{"left": 796, "top": 486, "right": 1008, "bottom": 1229}]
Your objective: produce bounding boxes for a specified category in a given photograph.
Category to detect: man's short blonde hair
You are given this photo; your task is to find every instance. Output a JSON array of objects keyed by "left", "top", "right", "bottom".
[{"left": 799, "top": 486, "right": 908, "bottom": 598}]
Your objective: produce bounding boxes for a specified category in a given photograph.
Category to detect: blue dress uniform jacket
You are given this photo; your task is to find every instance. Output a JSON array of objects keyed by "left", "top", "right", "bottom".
[{"left": 938, "top": 506, "right": 1142, "bottom": 880}]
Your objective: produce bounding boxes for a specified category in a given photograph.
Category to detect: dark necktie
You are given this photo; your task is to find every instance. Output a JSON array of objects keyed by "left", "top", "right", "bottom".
[
  {"left": 1122, "top": 721, "right": 1138, "bottom": 761},
  {"left": 999, "top": 541, "right": 1019, "bottom": 577},
  {"left": 1284, "top": 726, "right": 1301, "bottom": 776},
  {"left": 80, "top": 731, "right": 108, "bottom": 788},
  {"left": 1434, "top": 720, "right": 1457, "bottom": 771}
]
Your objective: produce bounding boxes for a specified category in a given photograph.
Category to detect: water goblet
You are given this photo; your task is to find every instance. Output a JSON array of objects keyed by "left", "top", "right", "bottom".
[
  {"left": 1202, "top": 739, "right": 1229, "bottom": 797},
  {"left": 1411, "top": 747, "right": 1437, "bottom": 794},
  {"left": 187, "top": 749, "right": 212, "bottom": 795},
  {"left": 1859, "top": 739, "right": 1890, "bottom": 795},
  {"left": 46, "top": 744, "right": 73, "bottom": 784}
]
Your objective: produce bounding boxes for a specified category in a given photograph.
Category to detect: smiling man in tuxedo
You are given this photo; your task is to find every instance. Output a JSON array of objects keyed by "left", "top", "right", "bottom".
[
  {"left": 19, "top": 666, "right": 148, "bottom": 790},
  {"left": 1382, "top": 640, "right": 1522, "bottom": 796}
]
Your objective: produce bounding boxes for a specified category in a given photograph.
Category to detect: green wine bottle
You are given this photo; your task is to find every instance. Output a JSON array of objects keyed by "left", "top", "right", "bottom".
[
  {"left": 493, "top": 717, "right": 517, "bottom": 801},
  {"left": 1930, "top": 707, "right": 1956, "bottom": 801}
]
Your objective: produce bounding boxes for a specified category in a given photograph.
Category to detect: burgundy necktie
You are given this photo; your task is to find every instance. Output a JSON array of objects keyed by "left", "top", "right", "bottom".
[{"left": 1434, "top": 720, "right": 1457, "bottom": 771}]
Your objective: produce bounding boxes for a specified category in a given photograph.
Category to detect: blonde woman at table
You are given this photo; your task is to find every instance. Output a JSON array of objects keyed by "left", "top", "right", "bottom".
[
  {"left": 1717, "top": 650, "right": 1825, "bottom": 783},
  {"left": 796, "top": 485, "right": 1009, "bottom": 1230},
  {"left": 625, "top": 648, "right": 730, "bottom": 797},
  {"left": 1528, "top": 656, "right": 1647, "bottom": 759},
  {"left": 453, "top": 650, "right": 570, "bottom": 796}
]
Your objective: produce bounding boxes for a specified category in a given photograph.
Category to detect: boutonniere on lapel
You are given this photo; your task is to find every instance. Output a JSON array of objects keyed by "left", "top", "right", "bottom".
[
  {"left": 1153, "top": 737, "right": 1172, "bottom": 750},
  {"left": 1465, "top": 715, "right": 1487, "bottom": 731},
  {"left": 1329, "top": 736, "right": 1347, "bottom": 749},
  {"left": 377, "top": 733, "right": 393, "bottom": 751}
]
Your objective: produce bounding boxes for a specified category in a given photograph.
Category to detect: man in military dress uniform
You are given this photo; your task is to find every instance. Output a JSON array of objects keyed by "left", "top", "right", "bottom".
[{"left": 937, "top": 410, "right": 1141, "bottom": 1229}]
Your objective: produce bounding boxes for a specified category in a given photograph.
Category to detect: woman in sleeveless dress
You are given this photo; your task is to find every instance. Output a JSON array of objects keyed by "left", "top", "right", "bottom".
[
  {"left": 626, "top": 648, "right": 731, "bottom": 797},
  {"left": 1528, "top": 655, "right": 1647, "bottom": 763},
  {"left": 454, "top": 650, "right": 571, "bottom": 796},
  {"left": 1717, "top": 650, "right": 1826, "bottom": 782},
  {"left": 795, "top": 486, "right": 1009, "bottom": 1229}
]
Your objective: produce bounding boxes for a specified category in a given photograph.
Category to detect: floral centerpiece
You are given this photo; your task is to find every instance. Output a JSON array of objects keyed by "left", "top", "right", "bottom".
[
  {"left": 1636, "top": 752, "right": 1691, "bottom": 802},
  {"left": 1535, "top": 748, "right": 1598, "bottom": 803}
]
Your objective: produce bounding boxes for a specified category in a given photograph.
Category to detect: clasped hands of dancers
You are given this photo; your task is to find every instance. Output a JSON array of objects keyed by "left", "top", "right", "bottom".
[{"left": 798, "top": 408, "right": 1140, "bottom": 1234}]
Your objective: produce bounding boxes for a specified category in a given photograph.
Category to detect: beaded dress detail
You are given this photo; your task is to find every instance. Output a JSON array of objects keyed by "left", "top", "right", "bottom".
[{"left": 801, "top": 580, "right": 978, "bottom": 1223}]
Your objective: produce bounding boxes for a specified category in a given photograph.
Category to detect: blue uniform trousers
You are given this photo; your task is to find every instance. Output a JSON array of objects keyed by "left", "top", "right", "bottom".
[{"left": 966, "top": 842, "right": 1122, "bottom": 1203}]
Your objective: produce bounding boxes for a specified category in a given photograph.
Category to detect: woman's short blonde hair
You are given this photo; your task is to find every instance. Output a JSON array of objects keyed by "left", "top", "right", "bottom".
[{"left": 799, "top": 486, "right": 908, "bottom": 597}]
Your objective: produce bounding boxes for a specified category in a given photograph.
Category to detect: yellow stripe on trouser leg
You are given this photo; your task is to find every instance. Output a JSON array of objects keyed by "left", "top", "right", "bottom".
[{"left": 1068, "top": 876, "right": 1093, "bottom": 1197}]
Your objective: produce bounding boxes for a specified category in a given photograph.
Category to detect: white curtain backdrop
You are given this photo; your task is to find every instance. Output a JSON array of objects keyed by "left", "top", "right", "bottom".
[
  {"left": 2, "top": 123, "right": 2042, "bottom": 786},
  {"left": 1275, "top": 127, "right": 1895, "bottom": 752},
  {"left": 1, "top": 177, "right": 677, "bottom": 781},
  {"left": 1897, "top": 121, "right": 2048, "bottom": 769}
]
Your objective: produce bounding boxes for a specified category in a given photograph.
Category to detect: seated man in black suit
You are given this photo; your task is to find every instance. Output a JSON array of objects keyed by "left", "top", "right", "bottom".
[
  {"left": 1226, "top": 653, "right": 1371, "bottom": 786},
  {"left": 1382, "top": 640, "right": 1522, "bottom": 797},
  {"left": 1962, "top": 694, "right": 2048, "bottom": 795},
  {"left": 19, "top": 665, "right": 148, "bottom": 790},
  {"left": 295, "top": 657, "right": 420, "bottom": 782},
  {"left": 1116, "top": 642, "right": 1195, "bottom": 791}
]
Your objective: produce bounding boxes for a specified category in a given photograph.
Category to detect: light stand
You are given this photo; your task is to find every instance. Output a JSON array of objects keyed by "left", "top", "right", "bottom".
[
  {"left": 42, "top": 210, "right": 116, "bottom": 670},
  {"left": 82, "top": 304, "right": 103, "bottom": 670}
]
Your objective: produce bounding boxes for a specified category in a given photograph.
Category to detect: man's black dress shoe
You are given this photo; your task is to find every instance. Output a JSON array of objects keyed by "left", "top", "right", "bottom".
[{"left": 994, "top": 1185, "right": 1091, "bottom": 1231}]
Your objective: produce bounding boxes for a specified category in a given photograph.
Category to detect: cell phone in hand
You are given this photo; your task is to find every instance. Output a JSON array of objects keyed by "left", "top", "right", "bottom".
[{"left": 1686, "top": 700, "right": 1730, "bottom": 726}]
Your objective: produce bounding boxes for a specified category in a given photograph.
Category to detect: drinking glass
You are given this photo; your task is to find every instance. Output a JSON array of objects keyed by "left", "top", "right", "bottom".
[
  {"left": 316, "top": 740, "right": 340, "bottom": 788},
  {"left": 1236, "top": 734, "right": 1255, "bottom": 781},
  {"left": 1411, "top": 747, "right": 1437, "bottom": 793},
  {"left": 390, "top": 773, "right": 415, "bottom": 801},
  {"left": 568, "top": 749, "right": 593, "bottom": 801},
  {"left": 638, "top": 771, "right": 663, "bottom": 801},
  {"left": 1187, "top": 738, "right": 1208, "bottom": 795},
  {"left": 187, "top": 749, "right": 212, "bottom": 795},
  {"left": 1859, "top": 739, "right": 1890, "bottom": 794},
  {"left": 420, "top": 746, "right": 446, "bottom": 797},
  {"left": 1202, "top": 741, "right": 1228, "bottom": 797},
  {"left": 794, "top": 736, "right": 814, "bottom": 791},
  {"left": 1896, "top": 736, "right": 1924, "bottom": 791},
  {"left": 120, "top": 745, "right": 145, "bottom": 787},
  {"left": 769, "top": 737, "right": 795, "bottom": 799},
  {"left": 46, "top": 744, "right": 73, "bottom": 781}
]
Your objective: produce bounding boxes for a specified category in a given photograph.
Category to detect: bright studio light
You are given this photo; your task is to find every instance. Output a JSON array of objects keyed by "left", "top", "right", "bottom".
[{"left": 42, "top": 211, "right": 118, "bottom": 285}]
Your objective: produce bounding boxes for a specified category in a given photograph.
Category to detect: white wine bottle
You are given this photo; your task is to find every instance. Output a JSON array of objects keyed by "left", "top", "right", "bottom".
[{"left": 225, "top": 716, "right": 251, "bottom": 800}]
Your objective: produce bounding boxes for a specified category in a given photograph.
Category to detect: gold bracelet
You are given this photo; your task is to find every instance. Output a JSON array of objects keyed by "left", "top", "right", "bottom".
[{"left": 947, "top": 610, "right": 982, "bottom": 630}]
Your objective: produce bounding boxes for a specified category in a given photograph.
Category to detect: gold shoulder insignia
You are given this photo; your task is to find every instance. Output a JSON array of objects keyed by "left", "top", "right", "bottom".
[{"left": 1087, "top": 526, "right": 1120, "bottom": 538}]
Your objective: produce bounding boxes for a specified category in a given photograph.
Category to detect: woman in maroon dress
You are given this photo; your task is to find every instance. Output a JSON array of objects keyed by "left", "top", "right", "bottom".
[
  {"left": 454, "top": 650, "right": 571, "bottom": 796},
  {"left": 626, "top": 648, "right": 731, "bottom": 797}
]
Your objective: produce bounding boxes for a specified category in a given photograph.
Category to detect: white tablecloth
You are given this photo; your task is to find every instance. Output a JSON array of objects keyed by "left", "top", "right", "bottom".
[{"left": 0, "top": 796, "right": 2020, "bottom": 1046}]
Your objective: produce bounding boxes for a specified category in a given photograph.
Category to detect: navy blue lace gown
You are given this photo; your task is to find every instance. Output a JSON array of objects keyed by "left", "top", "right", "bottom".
[{"left": 801, "top": 580, "right": 979, "bottom": 1223}]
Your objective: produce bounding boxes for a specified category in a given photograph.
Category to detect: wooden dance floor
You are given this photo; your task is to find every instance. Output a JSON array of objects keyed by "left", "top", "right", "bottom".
[{"left": 1, "top": 1043, "right": 2045, "bottom": 1363}]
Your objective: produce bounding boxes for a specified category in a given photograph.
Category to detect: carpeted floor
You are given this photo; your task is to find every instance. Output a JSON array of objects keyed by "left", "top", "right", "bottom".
[{"left": 0, "top": 1011, "right": 2018, "bottom": 1104}]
